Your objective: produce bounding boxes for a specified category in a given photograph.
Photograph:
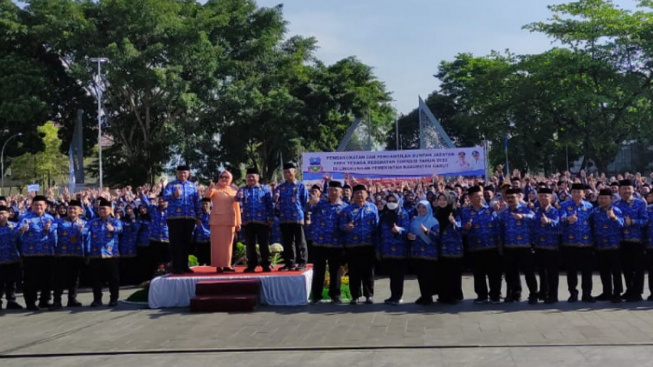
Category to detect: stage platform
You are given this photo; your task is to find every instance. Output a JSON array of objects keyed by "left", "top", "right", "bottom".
[{"left": 148, "top": 265, "right": 313, "bottom": 308}]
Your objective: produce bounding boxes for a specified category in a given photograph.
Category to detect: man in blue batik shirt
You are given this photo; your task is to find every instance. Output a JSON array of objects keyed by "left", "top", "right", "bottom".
[
  {"left": 239, "top": 167, "right": 274, "bottom": 273},
  {"left": 162, "top": 165, "right": 200, "bottom": 274},
  {"left": 0, "top": 205, "right": 22, "bottom": 310},
  {"left": 52, "top": 200, "right": 87, "bottom": 309},
  {"left": 275, "top": 162, "right": 309, "bottom": 271},
  {"left": 18, "top": 195, "right": 57, "bottom": 311},
  {"left": 592, "top": 189, "right": 624, "bottom": 303},
  {"left": 614, "top": 179, "right": 648, "bottom": 302}
]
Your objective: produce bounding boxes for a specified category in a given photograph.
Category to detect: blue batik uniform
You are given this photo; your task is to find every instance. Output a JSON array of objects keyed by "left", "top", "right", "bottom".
[
  {"left": 18, "top": 212, "right": 57, "bottom": 256},
  {"left": 410, "top": 224, "right": 440, "bottom": 260},
  {"left": 559, "top": 200, "right": 594, "bottom": 247},
  {"left": 460, "top": 205, "right": 499, "bottom": 251},
  {"left": 162, "top": 180, "right": 200, "bottom": 220},
  {"left": 312, "top": 200, "right": 348, "bottom": 248},
  {"left": 193, "top": 212, "right": 211, "bottom": 243},
  {"left": 440, "top": 215, "right": 463, "bottom": 258},
  {"left": 614, "top": 198, "right": 648, "bottom": 243},
  {"left": 646, "top": 204, "right": 653, "bottom": 249},
  {"left": 592, "top": 206, "right": 624, "bottom": 250},
  {"left": 339, "top": 202, "right": 379, "bottom": 248},
  {"left": 55, "top": 218, "right": 87, "bottom": 257},
  {"left": 377, "top": 208, "right": 410, "bottom": 258},
  {"left": 119, "top": 218, "right": 140, "bottom": 257},
  {"left": 499, "top": 204, "right": 535, "bottom": 249},
  {"left": 239, "top": 184, "right": 274, "bottom": 225},
  {"left": 530, "top": 205, "right": 560, "bottom": 250},
  {"left": 85, "top": 217, "right": 124, "bottom": 258},
  {"left": 141, "top": 196, "right": 169, "bottom": 243},
  {"left": 137, "top": 218, "right": 150, "bottom": 247},
  {"left": 276, "top": 181, "right": 308, "bottom": 224},
  {"left": 0, "top": 222, "right": 19, "bottom": 264}
]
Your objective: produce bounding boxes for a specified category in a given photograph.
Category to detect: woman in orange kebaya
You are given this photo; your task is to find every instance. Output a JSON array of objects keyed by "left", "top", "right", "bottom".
[{"left": 206, "top": 170, "right": 241, "bottom": 272}]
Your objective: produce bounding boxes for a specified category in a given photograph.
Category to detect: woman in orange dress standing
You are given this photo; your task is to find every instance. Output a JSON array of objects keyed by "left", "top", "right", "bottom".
[{"left": 205, "top": 171, "right": 241, "bottom": 272}]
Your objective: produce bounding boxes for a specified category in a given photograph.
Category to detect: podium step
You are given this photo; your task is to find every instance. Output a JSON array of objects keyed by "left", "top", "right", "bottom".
[
  {"left": 195, "top": 279, "right": 261, "bottom": 296},
  {"left": 190, "top": 294, "right": 259, "bottom": 312}
]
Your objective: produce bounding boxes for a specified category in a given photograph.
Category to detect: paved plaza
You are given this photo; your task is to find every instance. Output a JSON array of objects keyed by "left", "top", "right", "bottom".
[{"left": 3, "top": 274, "right": 653, "bottom": 366}]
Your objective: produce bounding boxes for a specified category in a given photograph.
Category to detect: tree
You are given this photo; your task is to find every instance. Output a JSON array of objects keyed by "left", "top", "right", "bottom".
[{"left": 11, "top": 122, "right": 69, "bottom": 188}]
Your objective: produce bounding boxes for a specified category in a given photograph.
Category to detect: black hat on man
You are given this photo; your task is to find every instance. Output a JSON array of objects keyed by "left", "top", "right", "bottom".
[
  {"left": 506, "top": 188, "right": 522, "bottom": 195},
  {"left": 283, "top": 162, "right": 296, "bottom": 170},
  {"left": 311, "top": 185, "right": 322, "bottom": 191},
  {"left": 599, "top": 188, "right": 614, "bottom": 196},
  {"left": 98, "top": 198, "right": 112, "bottom": 208},
  {"left": 619, "top": 179, "right": 633, "bottom": 187},
  {"left": 0, "top": 205, "right": 9, "bottom": 213},
  {"left": 246, "top": 167, "right": 259, "bottom": 175},
  {"left": 538, "top": 188, "right": 553, "bottom": 195},
  {"left": 468, "top": 186, "right": 482, "bottom": 195},
  {"left": 328, "top": 181, "right": 342, "bottom": 189},
  {"left": 352, "top": 184, "right": 367, "bottom": 193},
  {"left": 571, "top": 183, "right": 587, "bottom": 191},
  {"left": 68, "top": 200, "right": 83, "bottom": 208},
  {"left": 33, "top": 195, "right": 48, "bottom": 203},
  {"left": 176, "top": 165, "right": 190, "bottom": 171}
]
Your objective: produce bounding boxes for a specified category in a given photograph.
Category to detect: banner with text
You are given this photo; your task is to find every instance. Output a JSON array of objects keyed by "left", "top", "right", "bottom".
[{"left": 302, "top": 148, "right": 485, "bottom": 181}]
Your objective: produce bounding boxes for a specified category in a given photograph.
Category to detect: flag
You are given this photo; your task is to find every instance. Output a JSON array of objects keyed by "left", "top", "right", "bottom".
[{"left": 68, "top": 146, "right": 76, "bottom": 194}]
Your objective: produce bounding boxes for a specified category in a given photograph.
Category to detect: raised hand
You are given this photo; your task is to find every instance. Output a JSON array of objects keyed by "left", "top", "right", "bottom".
[
  {"left": 420, "top": 223, "right": 429, "bottom": 234},
  {"left": 345, "top": 221, "right": 355, "bottom": 232},
  {"left": 20, "top": 221, "right": 30, "bottom": 233},
  {"left": 106, "top": 221, "right": 115, "bottom": 232},
  {"left": 607, "top": 208, "right": 617, "bottom": 220},
  {"left": 625, "top": 215, "right": 632, "bottom": 226},
  {"left": 174, "top": 185, "right": 182, "bottom": 199},
  {"left": 567, "top": 213, "right": 578, "bottom": 224},
  {"left": 44, "top": 220, "right": 52, "bottom": 231},
  {"left": 391, "top": 222, "right": 401, "bottom": 234},
  {"left": 464, "top": 219, "right": 473, "bottom": 230},
  {"left": 541, "top": 213, "right": 549, "bottom": 224},
  {"left": 511, "top": 213, "right": 524, "bottom": 220},
  {"left": 407, "top": 233, "right": 417, "bottom": 241},
  {"left": 449, "top": 212, "right": 457, "bottom": 225}
]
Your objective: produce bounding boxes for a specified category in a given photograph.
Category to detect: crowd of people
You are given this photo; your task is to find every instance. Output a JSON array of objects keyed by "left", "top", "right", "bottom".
[{"left": 1, "top": 162, "right": 653, "bottom": 311}]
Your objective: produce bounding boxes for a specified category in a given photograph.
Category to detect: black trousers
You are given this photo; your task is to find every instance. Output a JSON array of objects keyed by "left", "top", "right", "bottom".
[
  {"left": 280, "top": 223, "right": 307, "bottom": 267},
  {"left": 621, "top": 241, "right": 645, "bottom": 296},
  {"left": 22, "top": 256, "right": 53, "bottom": 306},
  {"left": 90, "top": 258, "right": 120, "bottom": 302},
  {"left": 647, "top": 250, "right": 653, "bottom": 296},
  {"left": 504, "top": 247, "right": 538, "bottom": 299},
  {"left": 311, "top": 246, "right": 344, "bottom": 300},
  {"left": 596, "top": 249, "right": 623, "bottom": 296},
  {"left": 136, "top": 246, "right": 154, "bottom": 282},
  {"left": 53, "top": 257, "right": 83, "bottom": 302},
  {"left": 120, "top": 256, "right": 138, "bottom": 286},
  {"left": 194, "top": 241, "right": 211, "bottom": 266},
  {"left": 167, "top": 219, "right": 195, "bottom": 272},
  {"left": 244, "top": 223, "right": 271, "bottom": 268},
  {"left": 345, "top": 246, "right": 375, "bottom": 299},
  {"left": 439, "top": 257, "right": 463, "bottom": 302},
  {"left": 535, "top": 249, "right": 559, "bottom": 301},
  {"left": 470, "top": 249, "right": 502, "bottom": 300},
  {"left": 561, "top": 246, "right": 593, "bottom": 296},
  {"left": 0, "top": 262, "right": 19, "bottom": 303},
  {"left": 382, "top": 258, "right": 407, "bottom": 301},
  {"left": 151, "top": 240, "right": 171, "bottom": 269},
  {"left": 414, "top": 259, "right": 437, "bottom": 299}
]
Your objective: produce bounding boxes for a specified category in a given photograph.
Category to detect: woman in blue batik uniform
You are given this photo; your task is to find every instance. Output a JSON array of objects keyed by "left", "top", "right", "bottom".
[
  {"left": 377, "top": 193, "right": 410, "bottom": 305},
  {"left": 407, "top": 200, "right": 440, "bottom": 305}
]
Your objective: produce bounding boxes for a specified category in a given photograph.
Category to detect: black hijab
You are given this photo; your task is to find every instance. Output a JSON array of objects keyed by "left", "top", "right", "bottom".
[
  {"left": 381, "top": 193, "right": 401, "bottom": 228},
  {"left": 434, "top": 193, "right": 456, "bottom": 234}
]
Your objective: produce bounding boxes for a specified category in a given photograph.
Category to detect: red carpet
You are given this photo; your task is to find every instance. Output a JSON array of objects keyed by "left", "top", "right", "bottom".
[{"left": 169, "top": 265, "right": 313, "bottom": 278}]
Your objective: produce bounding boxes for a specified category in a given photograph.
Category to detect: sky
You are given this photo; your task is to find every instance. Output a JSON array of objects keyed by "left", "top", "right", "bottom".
[{"left": 255, "top": 0, "right": 639, "bottom": 115}]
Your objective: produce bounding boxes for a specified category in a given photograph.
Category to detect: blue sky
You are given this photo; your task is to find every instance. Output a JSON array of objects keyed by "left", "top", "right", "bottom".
[{"left": 256, "top": 0, "right": 639, "bottom": 115}]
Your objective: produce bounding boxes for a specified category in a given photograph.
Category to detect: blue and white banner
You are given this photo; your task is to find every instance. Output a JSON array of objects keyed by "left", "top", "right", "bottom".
[{"left": 302, "top": 148, "right": 486, "bottom": 181}]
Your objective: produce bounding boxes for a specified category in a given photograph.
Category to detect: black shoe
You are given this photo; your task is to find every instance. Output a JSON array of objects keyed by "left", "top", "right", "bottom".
[
  {"left": 262, "top": 265, "right": 273, "bottom": 273},
  {"left": 310, "top": 298, "right": 322, "bottom": 305},
  {"left": 415, "top": 296, "right": 433, "bottom": 305},
  {"left": 50, "top": 301, "right": 63, "bottom": 310},
  {"left": 595, "top": 293, "right": 612, "bottom": 301},
  {"left": 349, "top": 298, "right": 358, "bottom": 305},
  {"left": 243, "top": 267, "right": 257, "bottom": 273},
  {"left": 647, "top": 295, "right": 653, "bottom": 301},
  {"left": 184, "top": 268, "right": 194, "bottom": 274},
  {"left": 295, "top": 264, "right": 307, "bottom": 271},
  {"left": 108, "top": 300, "right": 118, "bottom": 307},
  {"left": 544, "top": 298, "right": 557, "bottom": 304},
  {"left": 581, "top": 295, "right": 595, "bottom": 303},
  {"left": 626, "top": 295, "right": 643, "bottom": 302},
  {"left": 222, "top": 267, "right": 236, "bottom": 272},
  {"left": 385, "top": 298, "right": 401, "bottom": 305},
  {"left": 504, "top": 296, "right": 516, "bottom": 303},
  {"left": 278, "top": 265, "right": 293, "bottom": 272},
  {"left": 611, "top": 296, "right": 622, "bottom": 304},
  {"left": 331, "top": 297, "right": 342, "bottom": 305},
  {"left": 364, "top": 297, "right": 373, "bottom": 305},
  {"left": 568, "top": 293, "right": 578, "bottom": 303},
  {"left": 38, "top": 301, "right": 52, "bottom": 309},
  {"left": 26, "top": 304, "right": 40, "bottom": 311},
  {"left": 90, "top": 300, "right": 103, "bottom": 307},
  {"left": 67, "top": 300, "right": 83, "bottom": 307},
  {"left": 6, "top": 301, "right": 23, "bottom": 310},
  {"left": 490, "top": 297, "right": 501, "bottom": 304},
  {"left": 474, "top": 297, "right": 489, "bottom": 304},
  {"left": 528, "top": 297, "right": 538, "bottom": 305}
]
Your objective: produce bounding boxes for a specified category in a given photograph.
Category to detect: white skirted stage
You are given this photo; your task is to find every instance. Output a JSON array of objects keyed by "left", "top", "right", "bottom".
[{"left": 148, "top": 265, "right": 313, "bottom": 308}]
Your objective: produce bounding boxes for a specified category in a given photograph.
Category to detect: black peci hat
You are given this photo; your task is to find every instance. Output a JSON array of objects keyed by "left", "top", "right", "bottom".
[
  {"left": 283, "top": 162, "right": 296, "bottom": 170},
  {"left": 599, "top": 188, "right": 613, "bottom": 196},
  {"left": 176, "top": 165, "right": 190, "bottom": 171},
  {"left": 246, "top": 167, "right": 259, "bottom": 175},
  {"left": 571, "top": 183, "right": 587, "bottom": 191},
  {"left": 468, "top": 186, "right": 482, "bottom": 195},
  {"left": 328, "top": 181, "right": 342, "bottom": 188},
  {"left": 352, "top": 184, "right": 367, "bottom": 193}
]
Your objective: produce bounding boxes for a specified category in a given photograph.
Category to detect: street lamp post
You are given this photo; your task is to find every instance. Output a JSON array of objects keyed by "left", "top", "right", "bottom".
[
  {"left": 1, "top": 132, "right": 22, "bottom": 194},
  {"left": 89, "top": 57, "right": 109, "bottom": 190}
]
